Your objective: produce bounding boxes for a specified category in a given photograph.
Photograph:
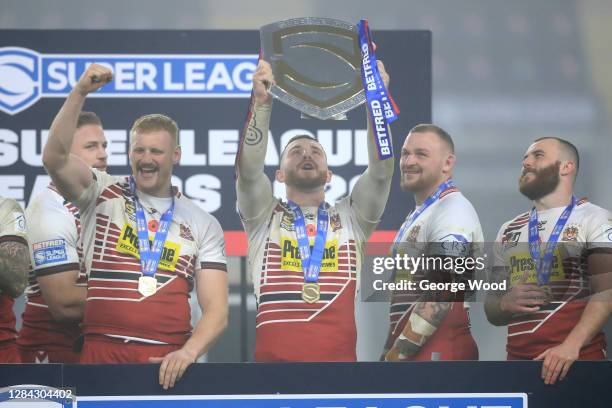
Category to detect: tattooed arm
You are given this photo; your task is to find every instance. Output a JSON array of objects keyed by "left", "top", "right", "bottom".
[
  {"left": 235, "top": 60, "right": 274, "bottom": 220},
  {"left": 0, "top": 239, "right": 30, "bottom": 298},
  {"left": 385, "top": 287, "right": 452, "bottom": 361},
  {"left": 0, "top": 199, "right": 29, "bottom": 298}
]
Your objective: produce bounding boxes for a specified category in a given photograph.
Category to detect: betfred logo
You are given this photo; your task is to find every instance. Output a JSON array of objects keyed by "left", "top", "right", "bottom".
[{"left": 0, "top": 46, "right": 258, "bottom": 115}]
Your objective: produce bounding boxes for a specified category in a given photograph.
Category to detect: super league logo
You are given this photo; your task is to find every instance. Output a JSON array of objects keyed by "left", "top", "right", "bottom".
[
  {"left": 0, "top": 46, "right": 257, "bottom": 116},
  {"left": 0, "top": 47, "right": 40, "bottom": 115}
]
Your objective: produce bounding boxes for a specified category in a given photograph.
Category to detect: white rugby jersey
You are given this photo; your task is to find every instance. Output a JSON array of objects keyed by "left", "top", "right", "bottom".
[
  {"left": 494, "top": 198, "right": 612, "bottom": 358},
  {"left": 73, "top": 169, "right": 227, "bottom": 344},
  {"left": 242, "top": 195, "right": 376, "bottom": 361},
  {"left": 19, "top": 186, "right": 85, "bottom": 349},
  {"left": 0, "top": 198, "right": 27, "bottom": 239},
  {"left": 26, "top": 186, "right": 83, "bottom": 282},
  {"left": 388, "top": 188, "right": 484, "bottom": 335}
]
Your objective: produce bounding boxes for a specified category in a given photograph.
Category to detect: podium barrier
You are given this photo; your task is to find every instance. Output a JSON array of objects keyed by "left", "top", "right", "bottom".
[{"left": 1, "top": 361, "right": 610, "bottom": 407}]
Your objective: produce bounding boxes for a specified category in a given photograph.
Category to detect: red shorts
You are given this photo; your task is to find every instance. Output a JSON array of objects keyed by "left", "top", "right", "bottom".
[
  {"left": 411, "top": 327, "right": 479, "bottom": 361},
  {"left": 0, "top": 340, "right": 20, "bottom": 363},
  {"left": 18, "top": 345, "right": 80, "bottom": 363},
  {"left": 80, "top": 335, "right": 180, "bottom": 363}
]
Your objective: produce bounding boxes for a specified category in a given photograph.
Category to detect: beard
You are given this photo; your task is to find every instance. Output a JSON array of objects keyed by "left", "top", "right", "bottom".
[
  {"left": 400, "top": 166, "right": 438, "bottom": 193},
  {"left": 519, "top": 161, "right": 560, "bottom": 200},
  {"left": 284, "top": 167, "right": 328, "bottom": 190}
]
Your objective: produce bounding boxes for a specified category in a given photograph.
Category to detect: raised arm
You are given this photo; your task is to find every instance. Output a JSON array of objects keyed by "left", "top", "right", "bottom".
[
  {"left": 350, "top": 60, "right": 395, "bottom": 233},
  {"left": 42, "top": 64, "right": 112, "bottom": 202},
  {"left": 235, "top": 60, "right": 275, "bottom": 220}
]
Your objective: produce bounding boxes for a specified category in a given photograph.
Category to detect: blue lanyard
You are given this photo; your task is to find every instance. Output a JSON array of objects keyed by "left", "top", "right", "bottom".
[
  {"left": 287, "top": 201, "right": 329, "bottom": 283},
  {"left": 357, "top": 19, "right": 399, "bottom": 160},
  {"left": 129, "top": 177, "right": 175, "bottom": 278},
  {"left": 390, "top": 179, "right": 455, "bottom": 257},
  {"left": 528, "top": 196, "right": 576, "bottom": 286}
]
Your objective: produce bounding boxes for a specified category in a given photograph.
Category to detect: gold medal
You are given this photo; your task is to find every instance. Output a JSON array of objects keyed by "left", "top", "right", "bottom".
[
  {"left": 138, "top": 276, "right": 157, "bottom": 297},
  {"left": 301, "top": 283, "right": 320, "bottom": 303}
]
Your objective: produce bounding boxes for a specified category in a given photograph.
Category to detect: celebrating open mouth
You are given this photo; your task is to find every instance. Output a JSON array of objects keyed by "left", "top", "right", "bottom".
[
  {"left": 402, "top": 167, "right": 421, "bottom": 175},
  {"left": 138, "top": 166, "right": 158, "bottom": 177},
  {"left": 520, "top": 170, "right": 535, "bottom": 179}
]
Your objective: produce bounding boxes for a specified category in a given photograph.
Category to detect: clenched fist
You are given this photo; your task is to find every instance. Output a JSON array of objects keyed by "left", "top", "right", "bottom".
[
  {"left": 252, "top": 60, "right": 274, "bottom": 107},
  {"left": 74, "top": 63, "right": 113, "bottom": 97}
]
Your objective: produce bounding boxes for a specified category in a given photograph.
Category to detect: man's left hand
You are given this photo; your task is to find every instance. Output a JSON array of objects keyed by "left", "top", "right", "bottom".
[
  {"left": 149, "top": 348, "right": 197, "bottom": 390},
  {"left": 534, "top": 341, "right": 580, "bottom": 385}
]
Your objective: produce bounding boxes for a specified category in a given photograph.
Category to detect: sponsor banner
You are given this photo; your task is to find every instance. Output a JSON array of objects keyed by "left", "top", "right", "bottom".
[
  {"left": 75, "top": 393, "right": 527, "bottom": 408},
  {"left": 0, "top": 47, "right": 258, "bottom": 115},
  {"left": 0, "top": 30, "right": 431, "bottom": 254}
]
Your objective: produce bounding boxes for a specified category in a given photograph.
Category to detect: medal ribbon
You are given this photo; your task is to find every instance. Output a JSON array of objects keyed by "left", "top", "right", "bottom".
[
  {"left": 287, "top": 201, "right": 329, "bottom": 283},
  {"left": 129, "top": 177, "right": 175, "bottom": 279},
  {"left": 528, "top": 196, "right": 575, "bottom": 286},
  {"left": 357, "top": 19, "right": 400, "bottom": 160},
  {"left": 390, "top": 179, "right": 456, "bottom": 258}
]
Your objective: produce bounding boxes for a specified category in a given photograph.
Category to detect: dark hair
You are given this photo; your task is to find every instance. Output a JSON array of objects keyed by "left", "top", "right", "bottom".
[
  {"left": 534, "top": 136, "right": 580, "bottom": 175},
  {"left": 77, "top": 111, "right": 102, "bottom": 129},
  {"left": 409, "top": 123, "right": 454, "bottom": 153},
  {"left": 280, "top": 134, "right": 322, "bottom": 160}
]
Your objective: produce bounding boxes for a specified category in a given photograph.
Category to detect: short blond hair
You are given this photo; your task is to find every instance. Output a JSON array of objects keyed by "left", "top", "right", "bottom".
[{"left": 130, "top": 114, "right": 179, "bottom": 146}]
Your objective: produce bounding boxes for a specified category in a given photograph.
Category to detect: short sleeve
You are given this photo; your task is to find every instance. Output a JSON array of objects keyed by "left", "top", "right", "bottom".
[
  {"left": 74, "top": 169, "right": 121, "bottom": 214},
  {"left": 585, "top": 207, "right": 612, "bottom": 253},
  {"left": 489, "top": 222, "right": 511, "bottom": 285},
  {"left": 26, "top": 196, "right": 79, "bottom": 276},
  {"left": 0, "top": 198, "right": 27, "bottom": 242},
  {"left": 425, "top": 199, "right": 482, "bottom": 257},
  {"left": 197, "top": 214, "right": 227, "bottom": 272}
]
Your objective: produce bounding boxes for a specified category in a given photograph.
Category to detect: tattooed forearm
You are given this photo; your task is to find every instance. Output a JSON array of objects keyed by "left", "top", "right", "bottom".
[
  {"left": 395, "top": 337, "right": 420, "bottom": 358},
  {"left": 245, "top": 110, "right": 263, "bottom": 146},
  {"left": 0, "top": 241, "right": 30, "bottom": 297},
  {"left": 414, "top": 301, "right": 451, "bottom": 327}
]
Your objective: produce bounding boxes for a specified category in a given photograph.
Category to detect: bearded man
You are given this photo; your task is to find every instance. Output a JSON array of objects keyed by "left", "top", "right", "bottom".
[
  {"left": 235, "top": 60, "right": 394, "bottom": 361},
  {"left": 485, "top": 137, "right": 612, "bottom": 385}
]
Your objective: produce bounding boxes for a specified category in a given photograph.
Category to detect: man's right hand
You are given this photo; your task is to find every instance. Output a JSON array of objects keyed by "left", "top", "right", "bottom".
[
  {"left": 74, "top": 64, "right": 113, "bottom": 97},
  {"left": 252, "top": 60, "right": 274, "bottom": 107},
  {"left": 500, "top": 282, "right": 550, "bottom": 314}
]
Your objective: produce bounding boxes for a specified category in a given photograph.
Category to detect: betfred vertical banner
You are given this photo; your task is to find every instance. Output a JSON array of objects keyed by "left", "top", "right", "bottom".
[{"left": 0, "top": 30, "right": 431, "bottom": 254}]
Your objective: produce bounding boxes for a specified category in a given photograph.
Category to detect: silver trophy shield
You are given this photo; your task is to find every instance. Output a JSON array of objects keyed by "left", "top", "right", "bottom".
[{"left": 260, "top": 17, "right": 365, "bottom": 120}]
